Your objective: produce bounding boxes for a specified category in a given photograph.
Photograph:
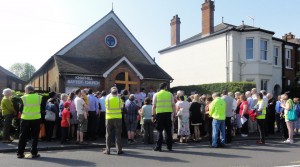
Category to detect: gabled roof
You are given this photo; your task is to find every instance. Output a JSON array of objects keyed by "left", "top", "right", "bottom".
[
  {"left": 56, "top": 10, "right": 155, "bottom": 65},
  {"left": 103, "top": 56, "right": 144, "bottom": 79},
  {"left": 54, "top": 55, "right": 173, "bottom": 80},
  {"left": 159, "top": 22, "right": 275, "bottom": 53},
  {"left": 0, "top": 65, "right": 24, "bottom": 81}
]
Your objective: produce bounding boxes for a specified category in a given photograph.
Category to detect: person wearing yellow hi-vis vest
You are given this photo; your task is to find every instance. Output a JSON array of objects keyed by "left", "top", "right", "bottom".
[
  {"left": 255, "top": 92, "right": 266, "bottom": 144},
  {"left": 152, "top": 82, "right": 175, "bottom": 152},
  {"left": 103, "top": 87, "right": 123, "bottom": 155},
  {"left": 17, "top": 85, "right": 42, "bottom": 159}
]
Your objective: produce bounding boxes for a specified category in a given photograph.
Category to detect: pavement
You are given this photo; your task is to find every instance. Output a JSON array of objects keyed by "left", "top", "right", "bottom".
[{"left": 0, "top": 131, "right": 297, "bottom": 153}]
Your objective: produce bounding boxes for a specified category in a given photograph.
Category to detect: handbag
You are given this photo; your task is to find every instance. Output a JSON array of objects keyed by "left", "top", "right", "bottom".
[
  {"left": 176, "top": 108, "right": 183, "bottom": 117},
  {"left": 39, "top": 123, "right": 46, "bottom": 139},
  {"left": 287, "top": 107, "right": 298, "bottom": 122},
  {"left": 45, "top": 110, "right": 56, "bottom": 122}
]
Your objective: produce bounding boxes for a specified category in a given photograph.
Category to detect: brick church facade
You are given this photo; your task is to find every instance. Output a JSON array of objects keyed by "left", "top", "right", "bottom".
[{"left": 29, "top": 11, "right": 172, "bottom": 93}]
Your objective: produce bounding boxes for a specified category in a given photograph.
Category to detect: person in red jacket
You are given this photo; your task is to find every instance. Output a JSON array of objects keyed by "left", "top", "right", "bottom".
[{"left": 61, "top": 101, "right": 71, "bottom": 144}]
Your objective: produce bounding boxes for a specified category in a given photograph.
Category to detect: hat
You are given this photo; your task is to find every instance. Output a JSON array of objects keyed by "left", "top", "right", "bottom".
[{"left": 64, "top": 101, "right": 71, "bottom": 108}]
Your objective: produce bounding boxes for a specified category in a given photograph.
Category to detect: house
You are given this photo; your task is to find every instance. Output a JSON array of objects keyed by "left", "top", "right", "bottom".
[
  {"left": 159, "top": 0, "right": 300, "bottom": 95},
  {"left": 0, "top": 66, "right": 25, "bottom": 100},
  {"left": 29, "top": 10, "right": 172, "bottom": 94}
]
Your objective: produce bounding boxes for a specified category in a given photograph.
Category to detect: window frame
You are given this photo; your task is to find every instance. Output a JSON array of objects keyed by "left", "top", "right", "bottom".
[
  {"left": 285, "top": 49, "right": 292, "bottom": 68},
  {"left": 273, "top": 46, "right": 279, "bottom": 66},
  {"left": 246, "top": 38, "right": 254, "bottom": 60},
  {"left": 260, "top": 39, "right": 268, "bottom": 61},
  {"left": 260, "top": 79, "right": 268, "bottom": 91}
]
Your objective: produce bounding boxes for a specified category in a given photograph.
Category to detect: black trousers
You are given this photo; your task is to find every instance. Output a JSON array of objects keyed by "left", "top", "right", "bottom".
[
  {"left": 225, "top": 117, "right": 232, "bottom": 143},
  {"left": 281, "top": 117, "right": 288, "bottom": 139},
  {"left": 267, "top": 113, "right": 275, "bottom": 135},
  {"left": 257, "top": 119, "right": 265, "bottom": 143},
  {"left": 45, "top": 121, "right": 55, "bottom": 141},
  {"left": 241, "top": 114, "right": 249, "bottom": 135},
  {"left": 87, "top": 111, "right": 97, "bottom": 139},
  {"left": 61, "top": 127, "right": 69, "bottom": 143},
  {"left": 17, "top": 119, "right": 40, "bottom": 155},
  {"left": 155, "top": 112, "right": 172, "bottom": 149},
  {"left": 98, "top": 112, "right": 106, "bottom": 138},
  {"left": 275, "top": 113, "right": 281, "bottom": 132}
]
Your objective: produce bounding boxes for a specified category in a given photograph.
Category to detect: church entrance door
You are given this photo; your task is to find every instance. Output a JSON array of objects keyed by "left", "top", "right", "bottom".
[{"left": 115, "top": 72, "right": 137, "bottom": 93}]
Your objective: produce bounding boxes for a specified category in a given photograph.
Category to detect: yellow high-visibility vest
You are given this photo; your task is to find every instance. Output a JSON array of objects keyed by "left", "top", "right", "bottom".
[
  {"left": 155, "top": 90, "right": 173, "bottom": 114},
  {"left": 21, "top": 94, "right": 42, "bottom": 120},
  {"left": 105, "top": 95, "right": 122, "bottom": 120},
  {"left": 256, "top": 99, "right": 266, "bottom": 119}
]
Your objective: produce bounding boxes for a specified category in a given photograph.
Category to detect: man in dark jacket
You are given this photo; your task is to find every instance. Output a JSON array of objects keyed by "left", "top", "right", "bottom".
[{"left": 266, "top": 93, "right": 276, "bottom": 135}]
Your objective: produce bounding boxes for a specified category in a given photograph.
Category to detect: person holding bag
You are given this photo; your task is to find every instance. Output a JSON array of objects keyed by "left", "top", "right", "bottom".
[
  {"left": 281, "top": 92, "right": 295, "bottom": 144},
  {"left": 45, "top": 97, "right": 58, "bottom": 142}
]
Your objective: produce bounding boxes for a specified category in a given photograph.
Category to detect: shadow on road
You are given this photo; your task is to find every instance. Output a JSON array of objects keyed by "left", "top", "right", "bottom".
[
  {"left": 172, "top": 149, "right": 251, "bottom": 159},
  {"left": 32, "top": 157, "right": 96, "bottom": 166},
  {"left": 122, "top": 150, "right": 189, "bottom": 163}
]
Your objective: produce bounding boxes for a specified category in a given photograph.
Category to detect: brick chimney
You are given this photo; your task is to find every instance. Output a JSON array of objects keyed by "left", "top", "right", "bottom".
[
  {"left": 170, "top": 15, "right": 181, "bottom": 46},
  {"left": 282, "top": 32, "right": 295, "bottom": 41},
  {"left": 201, "top": 0, "right": 215, "bottom": 36}
]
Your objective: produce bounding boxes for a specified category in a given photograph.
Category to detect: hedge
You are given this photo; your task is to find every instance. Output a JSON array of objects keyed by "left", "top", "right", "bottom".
[{"left": 170, "top": 82, "right": 256, "bottom": 95}]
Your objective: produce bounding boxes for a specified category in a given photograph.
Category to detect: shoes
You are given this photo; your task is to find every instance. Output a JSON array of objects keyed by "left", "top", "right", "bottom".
[
  {"left": 79, "top": 142, "right": 88, "bottom": 145},
  {"left": 219, "top": 143, "right": 226, "bottom": 148},
  {"left": 283, "top": 139, "right": 291, "bottom": 143},
  {"left": 241, "top": 134, "right": 248, "bottom": 137},
  {"left": 103, "top": 150, "right": 110, "bottom": 155},
  {"left": 210, "top": 145, "right": 219, "bottom": 148},
  {"left": 153, "top": 147, "right": 162, "bottom": 152},
  {"left": 167, "top": 148, "right": 173, "bottom": 152},
  {"left": 256, "top": 140, "right": 265, "bottom": 144},
  {"left": 32, "top": 154, "right": 40, "bottom": 158},
  {"left": 17, "top": 154, "right": 24, "bottom": 159},
  {"left": 117, "top": 151, "right": 124, "bottom": 155}
]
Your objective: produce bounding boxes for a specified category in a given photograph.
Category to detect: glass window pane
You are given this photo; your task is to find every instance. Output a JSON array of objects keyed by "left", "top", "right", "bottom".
[{"left": 247, "top": 39, "right": 253, "bottom": 48}]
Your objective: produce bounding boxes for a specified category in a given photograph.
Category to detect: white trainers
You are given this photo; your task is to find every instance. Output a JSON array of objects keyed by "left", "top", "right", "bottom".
[
  {"left": 283, "top": 139, "right": 290, "bottom": 143},
  {"left": 289, "top": 140, "right": 294, "bottom": 144},
  {"left": 241, "top": 134, "right": 248, "bottom": 137}
]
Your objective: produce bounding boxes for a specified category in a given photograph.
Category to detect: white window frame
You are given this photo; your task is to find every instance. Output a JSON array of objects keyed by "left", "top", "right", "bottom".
[
  {"left": 261, "top": 79, "right": 268, "bottom": 91},
  {"left": 246, "top": 38, "right": 254, "bottom": 60},
  {"left": 285, "top": 49, "right": 292, "bottom": 68},
  {"left": 273, "top": 46, "right": 279, "bottom": 66},
  {"left": 260, "top": 39, "right": 268, "bottom": 61}
]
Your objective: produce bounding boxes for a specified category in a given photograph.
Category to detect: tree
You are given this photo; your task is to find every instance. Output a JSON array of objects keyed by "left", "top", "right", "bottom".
[{"left": 9, "top": 63, "right": 36, "bottom": 81}]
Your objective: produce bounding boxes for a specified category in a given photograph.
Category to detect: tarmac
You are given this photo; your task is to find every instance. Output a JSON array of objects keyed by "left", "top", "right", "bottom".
[{"left": 0, "top": 131, "right": 295, "bottom": 153}]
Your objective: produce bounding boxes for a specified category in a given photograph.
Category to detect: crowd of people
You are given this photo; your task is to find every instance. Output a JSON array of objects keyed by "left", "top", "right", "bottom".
[{"left": 1, "top": 84, "right": 300, "bottom": 158}]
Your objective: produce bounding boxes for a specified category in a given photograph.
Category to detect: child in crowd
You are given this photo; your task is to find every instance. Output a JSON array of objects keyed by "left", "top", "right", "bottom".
[
  {"left": 140, "top": 97, "right": 154, "bottom": 144},
  {"left": 61, "top": 101, "right": 71, "bottom": 144}
]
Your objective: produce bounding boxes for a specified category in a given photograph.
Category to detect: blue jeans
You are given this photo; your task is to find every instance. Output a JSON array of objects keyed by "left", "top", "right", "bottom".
[{"left": 212, "top": 119, "right": 225, "bottom": 147}]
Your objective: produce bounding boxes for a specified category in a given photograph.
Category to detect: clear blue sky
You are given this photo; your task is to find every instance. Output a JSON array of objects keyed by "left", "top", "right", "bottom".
[{"left": 0, "top": 0, "right": 299, "bottom": 70}]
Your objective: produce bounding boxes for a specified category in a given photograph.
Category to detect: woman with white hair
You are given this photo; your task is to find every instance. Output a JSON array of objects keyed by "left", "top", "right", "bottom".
[{"left": 1, "top": 88, "right": 16, "bottom": 143}]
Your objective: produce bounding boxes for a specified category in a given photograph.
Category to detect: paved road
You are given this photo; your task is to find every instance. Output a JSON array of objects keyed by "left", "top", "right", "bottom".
[{"left": 1, "top": 140, "right": 299, "bottom": 167}]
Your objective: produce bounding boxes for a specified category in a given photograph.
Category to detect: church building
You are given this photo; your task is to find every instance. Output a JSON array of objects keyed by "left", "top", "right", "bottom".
[{"left": 29, "top": 11, "right": 172, "bottom": 93}]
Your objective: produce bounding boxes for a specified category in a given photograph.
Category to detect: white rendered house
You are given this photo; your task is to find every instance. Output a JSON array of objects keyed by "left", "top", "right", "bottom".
[{"left": 159, "top": 0, "right": 283, "bottom": 94}]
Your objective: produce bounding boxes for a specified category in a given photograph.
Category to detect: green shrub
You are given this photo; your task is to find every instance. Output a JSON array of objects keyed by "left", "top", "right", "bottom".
[{"left": 170, "top": 82, "right": 256, "bottom": 95}]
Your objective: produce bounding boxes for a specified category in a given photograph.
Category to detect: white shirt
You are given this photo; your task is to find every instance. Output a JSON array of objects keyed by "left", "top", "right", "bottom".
[{"left": 74, "top": 96, "right": 85, "bottom": 115}]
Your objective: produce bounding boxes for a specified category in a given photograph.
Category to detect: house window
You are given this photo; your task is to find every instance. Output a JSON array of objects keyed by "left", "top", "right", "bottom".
[
  {"left": 285, "top": 49, "right": 292, "bottom": 68},
  {"left": 260, "top": 39, "right": 268, "bottom": 60},
  {"left": 261, "top": 80, "right": 268, "bottom": 91},
  {"left": 273, "top": 47, "right": 279, "bottom": 66},
  {"left": 246, "top": 38, "right": 254, "bottom": 60}
]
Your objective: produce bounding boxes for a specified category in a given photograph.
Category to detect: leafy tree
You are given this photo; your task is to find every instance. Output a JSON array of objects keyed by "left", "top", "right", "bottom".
[{"left": 9, "top": 63, "right": 36, "bottom": 81}]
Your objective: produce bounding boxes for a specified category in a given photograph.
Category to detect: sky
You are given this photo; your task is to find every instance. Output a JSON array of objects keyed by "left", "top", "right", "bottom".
[{"left": 0, "top": 0, "right": 300, "bottom": 71}]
